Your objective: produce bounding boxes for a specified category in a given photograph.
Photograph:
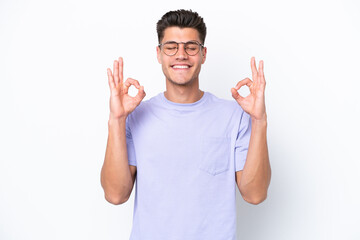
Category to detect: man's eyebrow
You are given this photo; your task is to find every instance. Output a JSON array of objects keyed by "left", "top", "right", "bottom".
[
  {"left": 185, "top": 41, "right": 200, "bottom": 45},
  {"left": 163, "top": 40, "right": 200, "bottom": 44},
  {"left": 163, "top": 41, "right": 177, "bottom": 44}
]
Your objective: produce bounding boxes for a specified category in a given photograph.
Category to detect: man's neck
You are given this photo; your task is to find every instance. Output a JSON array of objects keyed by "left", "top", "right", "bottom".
[{"left": 164, "top": 80, "right": 204, "bottom": 104}]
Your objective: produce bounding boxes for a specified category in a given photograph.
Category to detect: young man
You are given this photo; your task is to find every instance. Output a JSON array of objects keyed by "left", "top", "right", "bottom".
[{"left": 101, "top": 9, "right": 271, "bottom": 240}]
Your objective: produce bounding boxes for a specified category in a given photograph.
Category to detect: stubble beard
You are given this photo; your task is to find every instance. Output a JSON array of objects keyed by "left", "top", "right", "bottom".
[{"left": 166, "top": 75, "right": 197, "bottom": 87}]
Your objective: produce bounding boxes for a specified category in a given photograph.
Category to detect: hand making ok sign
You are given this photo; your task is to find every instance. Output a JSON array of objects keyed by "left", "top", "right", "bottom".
[
  {"left": 231, "top": 57, "right": 267, "bottom": 121},
  {"left": 107, "top": 57, "right": 146, "bottom": 119}
]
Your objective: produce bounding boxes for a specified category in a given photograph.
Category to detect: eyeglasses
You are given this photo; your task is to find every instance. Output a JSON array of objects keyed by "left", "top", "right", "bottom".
[{"left": 158, "top": 41, "right": 204, "bottom": 56}]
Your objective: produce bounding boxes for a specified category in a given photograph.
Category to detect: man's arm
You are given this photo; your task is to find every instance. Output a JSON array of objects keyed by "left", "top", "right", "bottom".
[
  {"left": 235, "top": 118, "right": 270, "bottom": 204},
  {"left": 231, "top": 57, "right": 271, "bottom": 205},
  {"left": 101, "top": 117, "right": 137, "bottom": 205},
  {"left": 100, "top": 57, "right": 145, "bottom": 205}
]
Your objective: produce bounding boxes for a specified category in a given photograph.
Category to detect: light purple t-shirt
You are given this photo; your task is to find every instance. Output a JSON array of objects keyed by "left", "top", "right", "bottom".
[{"left": 126, "top": 91, "right": 251, "bottom": 240}]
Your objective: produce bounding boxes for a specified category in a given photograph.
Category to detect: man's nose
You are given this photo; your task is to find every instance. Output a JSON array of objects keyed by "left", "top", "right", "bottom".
[{"left": 175, "top": 44, "right": 188, "bottom": 59}]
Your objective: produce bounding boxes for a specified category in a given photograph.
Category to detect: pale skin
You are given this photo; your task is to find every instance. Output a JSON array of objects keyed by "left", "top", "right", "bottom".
[
  {"left": 101, "top": 27, "right": 271, "bottom": 205},
  {"left": 100, "top": 58, "right": 145, "bottom": 204},
  {"left": 231, "top": 58, "right": 271, "bottom": 204}
]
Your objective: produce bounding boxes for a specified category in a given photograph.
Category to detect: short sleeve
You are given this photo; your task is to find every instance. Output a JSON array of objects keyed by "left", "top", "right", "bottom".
[
  {"left": 126, "top": 116, "right": 137, "bottom": 166},
  {"left": 234, "top": 110, "right": 252, "bottom": 171}
]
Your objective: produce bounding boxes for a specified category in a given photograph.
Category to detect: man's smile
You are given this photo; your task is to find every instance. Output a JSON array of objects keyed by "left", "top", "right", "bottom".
[{"left": 171, "top": 64, "right": 191, "bottom": 70}]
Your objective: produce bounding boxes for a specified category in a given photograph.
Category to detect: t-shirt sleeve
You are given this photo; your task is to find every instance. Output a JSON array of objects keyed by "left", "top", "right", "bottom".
[
  {"left": 234, "top": 110, "right": 252, "bottom": 171},
  {"left": 126, "top": 116, "right": 137, "bottom": 166}
]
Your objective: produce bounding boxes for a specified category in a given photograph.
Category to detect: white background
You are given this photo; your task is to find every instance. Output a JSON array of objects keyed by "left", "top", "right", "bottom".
[{"left": 1, "top": 0, "right": 359, "bottom": 239}]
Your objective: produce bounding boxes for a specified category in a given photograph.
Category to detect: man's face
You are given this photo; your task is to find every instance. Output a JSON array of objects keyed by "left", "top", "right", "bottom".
[{"left": 157, "top": 27, "right": 207, "bottom": 86}]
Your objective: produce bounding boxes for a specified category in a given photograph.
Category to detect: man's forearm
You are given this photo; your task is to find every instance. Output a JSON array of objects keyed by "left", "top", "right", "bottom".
[
  {"left": 101, "top": 116, "right": 133, "bottom": 204},
  {"left": 239, "top": 118, "right": 271, "bottom": 203}
]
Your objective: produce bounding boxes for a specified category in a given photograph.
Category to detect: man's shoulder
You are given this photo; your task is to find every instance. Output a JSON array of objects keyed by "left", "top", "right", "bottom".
[{"left": 205, "top": 92, "right": 241, "bottom": 110}]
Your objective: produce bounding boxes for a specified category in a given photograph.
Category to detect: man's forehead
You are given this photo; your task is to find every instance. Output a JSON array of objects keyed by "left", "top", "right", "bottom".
[{"left": 162, "top": 27, "right": 201, "bottom": 42}]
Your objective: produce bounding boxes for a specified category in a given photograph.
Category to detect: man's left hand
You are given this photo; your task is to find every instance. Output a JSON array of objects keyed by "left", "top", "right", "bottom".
[{"left": 231, "top": 57, "right": 267, "bottom": 121}]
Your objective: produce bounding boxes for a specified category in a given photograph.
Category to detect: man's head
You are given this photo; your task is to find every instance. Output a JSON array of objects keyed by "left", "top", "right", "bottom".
[{"left": 156, "top": 10, "right": 207, "bottom": 86}]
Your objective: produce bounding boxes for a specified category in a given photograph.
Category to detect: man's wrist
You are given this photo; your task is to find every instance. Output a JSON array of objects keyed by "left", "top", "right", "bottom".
[
  {"left": 108, "top": 114, "right": 127, "bottom": 126},
  {"left": 251, "top": 115, "right": 267, "bottom": 127}
]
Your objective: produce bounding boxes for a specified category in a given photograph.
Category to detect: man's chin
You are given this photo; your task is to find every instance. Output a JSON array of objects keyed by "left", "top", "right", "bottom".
[{"left": 167, "top": 78, "right": 193, "bottom": 86}]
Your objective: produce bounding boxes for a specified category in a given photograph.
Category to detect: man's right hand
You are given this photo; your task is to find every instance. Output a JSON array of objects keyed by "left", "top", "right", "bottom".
[{"left": 107, "top": 57, "right": 146, "bottom": 119}]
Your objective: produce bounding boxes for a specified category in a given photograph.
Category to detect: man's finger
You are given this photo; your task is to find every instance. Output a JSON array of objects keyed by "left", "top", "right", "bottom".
[
  {"left": 124, "top": 78, "right": 140, "bottom": 88},
  {"left": 259, "top": 60, "right": 265, "bottom": 83},
  {"left": 107, "top": 68, "right": 115, "bottom": 89},
  {"left": 235, "top": 78, "right": 252, "bottom": 90},
  {"left": 113, "top": 60, "right": 119, "bottom": 87},
  {"left": 135, "top": 85, "right": 146, "bottom": 102},
  {"left": 258, "top": 60, "right": 266, "bottom": 92},
  {"left": 119, "top": 57, "right": 124, "bottom": 86},
  {"left": 250, "top": 57, "right": 258, "bottom": 84},
  {"left": 231, "top": 87, "right": 244, "bottom": 102},
  {"left": 123, "top": 78, "right": 141, "bottom": 94}
]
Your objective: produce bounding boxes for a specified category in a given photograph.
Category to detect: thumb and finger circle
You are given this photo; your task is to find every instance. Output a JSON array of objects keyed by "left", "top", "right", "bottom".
[
  {"left": 232, "top": 78, "right": 253, "bottom": 101},
  {"left": 123, "top": 78, "right": 140, "bottom": 93},
  {"left": 108, "top": 59, "right": 146, "bottom": 102},
  {"left": 235, "top": 78, "right": 253, "bottom": 90},
  {"left": 123, "top": 78, "right": 146, "bottom": 99}
]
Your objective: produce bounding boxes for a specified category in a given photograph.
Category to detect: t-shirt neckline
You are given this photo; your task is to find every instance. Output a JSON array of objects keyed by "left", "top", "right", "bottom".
[{"left": 159, "top": 91, "right": 209, "bottom": 110}]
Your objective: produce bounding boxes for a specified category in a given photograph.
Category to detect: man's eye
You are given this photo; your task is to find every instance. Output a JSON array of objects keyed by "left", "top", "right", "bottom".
[{"left": 165, "top": 47, "right": 177, "bottom": 50}]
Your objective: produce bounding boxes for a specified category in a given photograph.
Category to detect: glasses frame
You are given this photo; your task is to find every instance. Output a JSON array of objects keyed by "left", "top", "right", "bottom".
[{"left": 158, "top": 40, "right": 205, "bottom": 56}]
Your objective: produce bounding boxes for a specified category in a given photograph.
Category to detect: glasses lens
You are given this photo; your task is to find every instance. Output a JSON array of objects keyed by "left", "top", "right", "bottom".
[
  {"left": 185, "top": 42, "right": 200, "bottom": 56},
  {"left": 163, "top": 42, "right": 178, "bottom": 56}
]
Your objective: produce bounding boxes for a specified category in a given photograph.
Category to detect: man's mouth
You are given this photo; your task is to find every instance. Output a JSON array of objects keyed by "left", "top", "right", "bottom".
[{"left": 171, "top": 64, "right": 191, "bottom": 69}]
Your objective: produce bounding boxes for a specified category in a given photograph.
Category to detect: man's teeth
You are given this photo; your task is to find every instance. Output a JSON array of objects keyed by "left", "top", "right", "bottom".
[{"left": 172, "top": 65, "right": 189, "bottom": 69}]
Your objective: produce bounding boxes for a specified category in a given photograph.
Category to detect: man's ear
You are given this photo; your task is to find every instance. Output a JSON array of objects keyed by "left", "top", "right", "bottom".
[
  {"left": 156, "top": 46, "right": 162, "bottom": 64},
  {"left": 201, "top": 47, "right": 207, "bottom": 64}
]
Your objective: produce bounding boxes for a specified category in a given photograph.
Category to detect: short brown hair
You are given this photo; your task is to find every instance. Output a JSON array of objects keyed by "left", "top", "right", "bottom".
[{"left": 156, "top": 9, "right": 207, "bottom": 44}]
